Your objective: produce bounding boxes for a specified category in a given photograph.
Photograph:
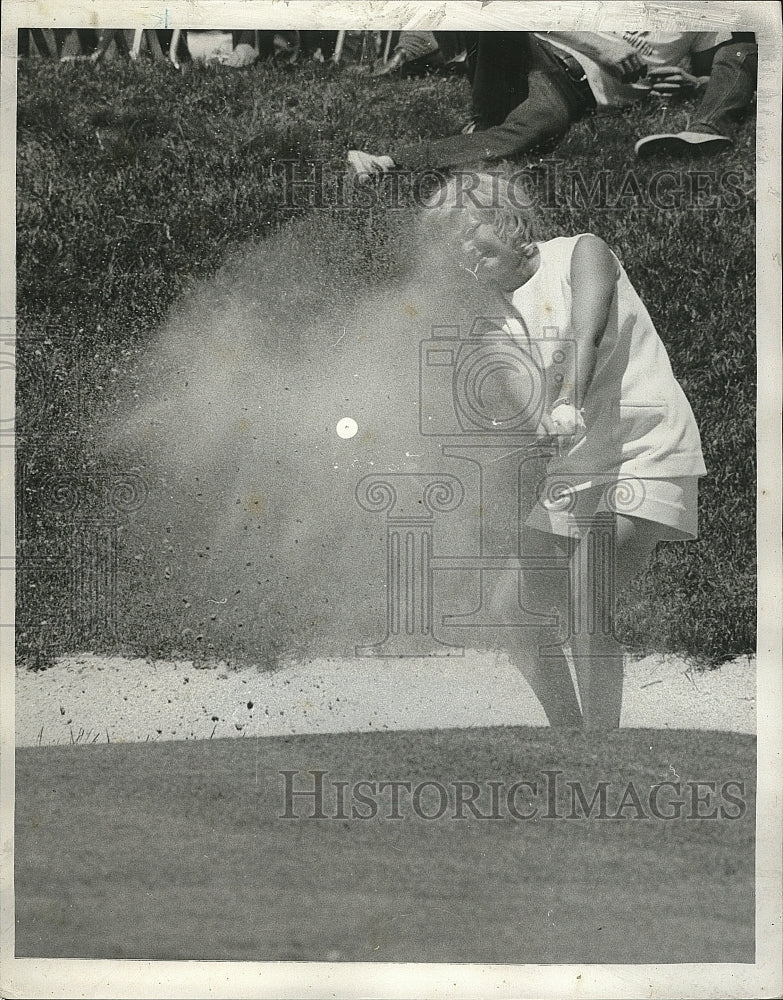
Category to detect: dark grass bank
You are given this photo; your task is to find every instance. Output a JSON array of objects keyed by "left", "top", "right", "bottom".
[{"left": 15, "top": 58, "right": 756, "bottom": 667}]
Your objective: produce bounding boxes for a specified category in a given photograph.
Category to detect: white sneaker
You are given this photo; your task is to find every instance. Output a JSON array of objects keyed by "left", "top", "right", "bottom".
[
  {"left": 635, "top": 130, "right": 732, "bottom": 158},
  {"left": 676, "top": 130, "right": 733, "bottom": 152},
  {"left": 347, "top": 150, "right": 395, "bottom": 182}
]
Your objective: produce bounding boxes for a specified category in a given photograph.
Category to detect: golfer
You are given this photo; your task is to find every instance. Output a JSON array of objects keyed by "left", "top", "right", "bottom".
[{"left": 428, "top": 172, "right": 707, "bottom": 729}]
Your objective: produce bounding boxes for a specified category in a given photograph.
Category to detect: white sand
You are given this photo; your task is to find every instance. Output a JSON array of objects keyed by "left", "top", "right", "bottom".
[{"left": 15, "top": 651, "right": 755, "bottom": 746}]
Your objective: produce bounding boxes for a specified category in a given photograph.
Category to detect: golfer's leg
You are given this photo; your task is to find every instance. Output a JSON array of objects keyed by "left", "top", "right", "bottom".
[
  {"left": 570, "top": 514, "right": 662, "bottom": 730},
  {"left": 484, "top": 537, "right": 582, "bottom": 728},
  {"left": 519, "top": 632, "right": 583, "bottom": 728},
  {"left": 613, "top": 514, "right": 665, "bottom": 591}
]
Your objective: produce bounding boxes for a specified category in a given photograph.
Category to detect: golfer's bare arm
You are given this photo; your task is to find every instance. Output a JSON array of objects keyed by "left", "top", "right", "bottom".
[{"left": 564, "top": 234, "right": 619, "bottom": 409}]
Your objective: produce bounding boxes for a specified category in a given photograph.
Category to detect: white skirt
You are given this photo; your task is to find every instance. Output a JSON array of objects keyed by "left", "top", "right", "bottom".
[{"left": 525, "top": 475, "right": 701, "bottom": 541}]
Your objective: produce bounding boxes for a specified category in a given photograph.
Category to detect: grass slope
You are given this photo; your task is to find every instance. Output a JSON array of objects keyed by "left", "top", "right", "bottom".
[
  {"left": 16, "top": 726, "right": 755, "bottom": 963},
  {"left": 15, "top": 59, "right": 756, "bottom": 666}
]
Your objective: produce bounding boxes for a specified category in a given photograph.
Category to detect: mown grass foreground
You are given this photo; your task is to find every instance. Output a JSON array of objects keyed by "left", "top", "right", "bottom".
[
  {"left": 15, "top": 57, "right": 756, "bottom": 668},
  {"left": 15, "top": 726, "right": 755, "bottom": 963}
]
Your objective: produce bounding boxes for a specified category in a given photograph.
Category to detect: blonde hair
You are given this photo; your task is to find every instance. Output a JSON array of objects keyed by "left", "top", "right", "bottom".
[{"left": 423, "top": 169, "right": 538, "bottom": 269}]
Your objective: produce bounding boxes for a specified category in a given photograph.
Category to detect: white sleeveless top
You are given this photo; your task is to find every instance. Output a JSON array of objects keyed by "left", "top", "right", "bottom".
[{"left": 506, "top": 235, "right": 707, "bottom": 480}]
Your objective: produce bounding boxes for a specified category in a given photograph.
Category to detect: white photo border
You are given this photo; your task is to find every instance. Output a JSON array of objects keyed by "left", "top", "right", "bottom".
[{"left": 1, "top": 3, "right": 780, "bottom": 998}]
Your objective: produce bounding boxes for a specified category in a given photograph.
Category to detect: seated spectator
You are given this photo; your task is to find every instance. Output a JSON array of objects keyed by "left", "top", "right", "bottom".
[
  {"left": 373, "top": 30, "right": 469, "bottom": 78},
  {"left": 18, "top": 29, "right": 53, "bottom": 58},
  {"left": 347, "top": 29, "right": 750, "bottom": 178},
  {"left": 634, "top": 34, "right": 757, "bottom": 155},
  {"left": 333, "top": 30, "right": 374, "bottom": 65},
  {"left": 185, "top": 30, "right": 311, "bottom": 68},
  {"left": 21, "top": 28, "right": 105, "bottom": 60},
  {"left": 373, "top": 31, "right": 445, "bottom": 77},
  {"left": 55, "top": 28, "right": 99, "bottom": 60},
  {"left": 267, "top": 30, "right": 300, "bottom": 65},
  {"left": 185, "top": 30, "right": 259, "bottom": 67},
  {"left": 299, "top": 30, "right": 338, "bottom": 62},
  {"left": 541, "top": 29, "right": 731, "bottom": 107}
]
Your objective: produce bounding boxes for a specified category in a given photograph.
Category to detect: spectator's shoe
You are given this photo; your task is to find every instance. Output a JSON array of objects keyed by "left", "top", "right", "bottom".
[
  {"left": 374, "top": 49, "right": 407, "bottom": 77},
  {"left": 444, "top": 49, "right": 469, "bottom": 75},
  {"left": 414, "top": 49, "right": 447, "bottom": 76},
  {"left": 217, "top": 43, "right": 258, "bottom": 68},
  {"left": 635, "top": 130, "right": 732, "bottom": 157},
  {"left": 374, "top": 48, "right": 445, "bottom": 77},
  {"left": 272, "top": 32, "right": 299, "bottom": 65},
  {"left": 460, "top": 118, "right": 488, "bottom": 135},
  {"left": 347, "top": 150, "right": 395, "bottom": 183}
]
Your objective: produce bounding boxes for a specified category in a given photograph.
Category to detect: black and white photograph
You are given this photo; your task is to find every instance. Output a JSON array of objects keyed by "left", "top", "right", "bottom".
[{"left": 1, "top": 2, "right": 781, "bottom": 997}]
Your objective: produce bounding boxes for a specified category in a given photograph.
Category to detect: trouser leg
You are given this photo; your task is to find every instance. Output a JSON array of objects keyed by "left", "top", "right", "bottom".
[
  {"left": 391, "top": 37, "right": 592, "bottom": 171},
  {"left": 395, "top": 31, "right": 439, "bottom": 61},
  {"left": 690, "top": 41, "right": 757, "bottom": 137},
  {"left": 435, "top": 31, "right": 468, "bottom": 66},
  {"left": 469, "top": 32, "right": 532, "bottom": 126}
]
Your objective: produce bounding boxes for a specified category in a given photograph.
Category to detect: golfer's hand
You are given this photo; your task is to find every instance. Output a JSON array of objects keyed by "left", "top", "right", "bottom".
[
  {"left": 536, "top": 413, "right": 564, "bottom": 441},
  {"left": 593, "top": 38, "right": 647, "bottom": 83},
  {"left": 538, "top": 406, "right": 586, "bottom": 451},
  {"left": 537, "top": 412, "right": 557, "bottom": 439},
  {"left": 647, "top": 66, "right": 709, "bottom": 96}
]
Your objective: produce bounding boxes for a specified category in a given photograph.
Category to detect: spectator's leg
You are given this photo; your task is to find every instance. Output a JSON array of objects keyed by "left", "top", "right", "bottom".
[
  {"left": 52, "top": 30, "right": 69, "bottom": 58},
  {"left": 169, "top": 30, "right": 185, "bottom": 68},
  {"left": 113, "top": 30, "right": 131, "bottom": 58},
  {"left": 232, "top": 31, "right": 256, "bottom": 48},
  {"left": 635, "top": 38, "right": 757, "bottom": 157},
  {"left": 435, "top": 30, "right": 468, "bottom": 71},
  {"left": 464, "top": 32, "right": 479, "bottom": 83},
  {"left": 319, "top": 31, "right": 338, "bottom": 60},
  {"left": 146, "top": 30, "right": 168, "bottom": 62},
  {"left": 300, "top": 31, "right": 337, "bottom": 60},
  {"left": 31, "top": 29, "right": 56, "bottom": 58},
  {"left": 90, "top": 29, "right": 120, "bottom": 63},
  {"left": 388, "top": 81, "right": 570, "bottom": 170},
  {"left": 469, "top": 32, "right": 532, "bottom": 128},
  {"left": 75, "top": 29, "right": 98, "bottom": 57},
  {"left": 388, "top": 37, "right": 593, "bottom": 171},
  {"left": 374, "top": 30, "right": 441, "bottom": 77},
  {"left": 396, "top": 31, "right": 439, "bottom": 61},
  {"left": 273, "top": 30, "right": 300, "bottom": 64},
  {"left": 689, "top": 41, "right": 758, "bottom": 137}
]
